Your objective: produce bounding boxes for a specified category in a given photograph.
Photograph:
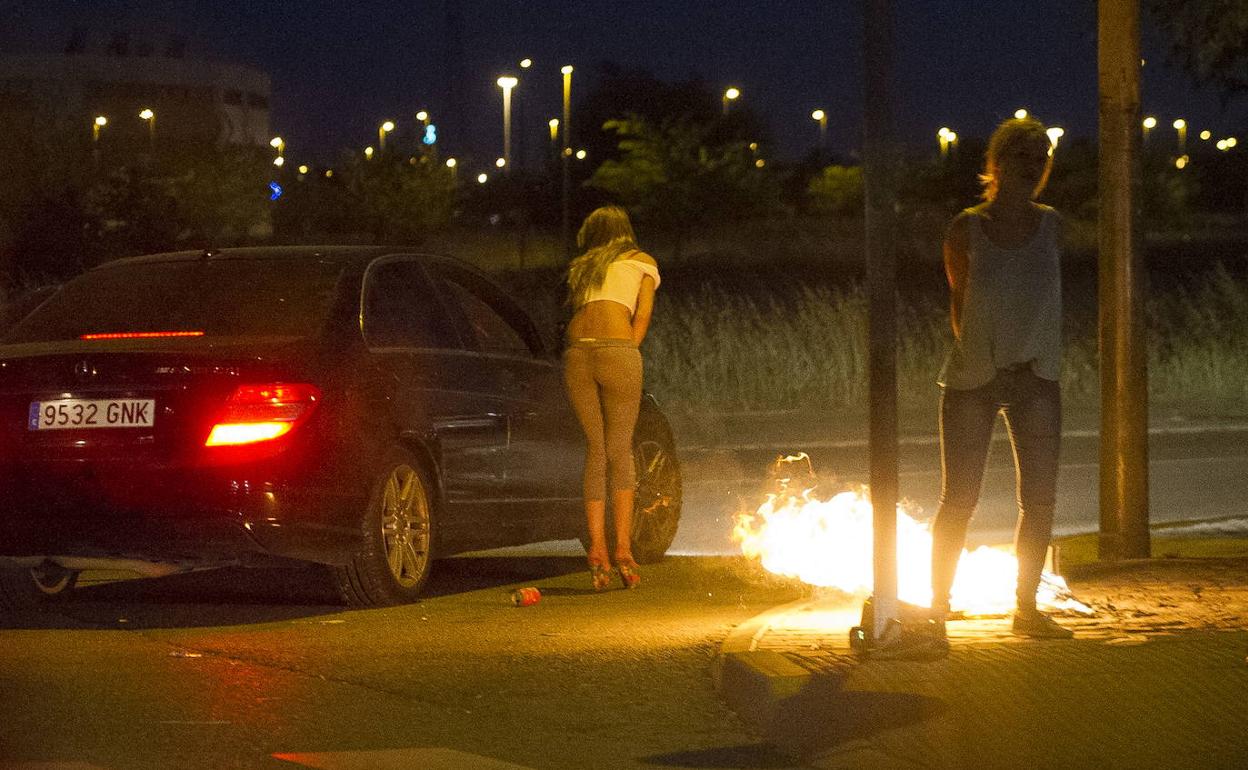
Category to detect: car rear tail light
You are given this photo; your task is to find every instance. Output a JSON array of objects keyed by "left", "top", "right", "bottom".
[{"left": 205, "top": 383, "right": 321, "bottom": 447}]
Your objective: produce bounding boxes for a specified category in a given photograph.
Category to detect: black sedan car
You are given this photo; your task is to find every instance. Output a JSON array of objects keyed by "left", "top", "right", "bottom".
[{"left": 0, "top": 247, "right": 681, "bottom": 608}]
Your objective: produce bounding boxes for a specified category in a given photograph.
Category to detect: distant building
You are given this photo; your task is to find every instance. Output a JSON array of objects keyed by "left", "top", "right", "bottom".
[{"left": 0, "top": 30, "right": 271, "bottom": 149}]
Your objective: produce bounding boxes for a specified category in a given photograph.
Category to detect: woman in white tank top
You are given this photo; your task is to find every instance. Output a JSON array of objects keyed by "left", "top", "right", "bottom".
[
  {"left": 563, "top": 206, "right": 660, "bottom": 590},
  {"left": 930, "top": 118, "right": 1073, "bottom": 641}
]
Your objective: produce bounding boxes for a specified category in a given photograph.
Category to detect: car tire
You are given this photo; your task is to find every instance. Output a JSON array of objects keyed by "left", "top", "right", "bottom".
[
  {"left": 0, "top": 562, "right": 79, "bottom": 611},
  {"left": 629, "top": 410, "right": 682, "bottom": 563},
  {"left": 331, "top": 450, "right": 436, "bottom": 607},
  {"left": 580, "top": 409, "right": 683, "bottom": 564}
]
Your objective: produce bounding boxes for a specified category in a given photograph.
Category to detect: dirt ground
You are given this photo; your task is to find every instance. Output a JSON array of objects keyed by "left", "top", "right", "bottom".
[{"left": 1059, "top": 557, "right": 1248, "bottom": 636}]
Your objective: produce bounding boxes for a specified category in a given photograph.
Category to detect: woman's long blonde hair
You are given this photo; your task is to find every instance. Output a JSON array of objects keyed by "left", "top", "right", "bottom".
[
  {"left": 978, "top": 117, "right": 1054, "bottom": 202},
  {"left": 566, "top": 205, "right": 639, "bottom": 307}
]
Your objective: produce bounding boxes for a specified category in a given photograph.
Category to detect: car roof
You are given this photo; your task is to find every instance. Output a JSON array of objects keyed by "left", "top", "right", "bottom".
[{"left": 95, "top": 245, "right": 445, "bottom": 271}]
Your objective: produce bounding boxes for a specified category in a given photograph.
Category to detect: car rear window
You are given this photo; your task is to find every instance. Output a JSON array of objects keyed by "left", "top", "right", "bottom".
[{"left": 3, "top": 257, "right": 347, "bottom": 343}]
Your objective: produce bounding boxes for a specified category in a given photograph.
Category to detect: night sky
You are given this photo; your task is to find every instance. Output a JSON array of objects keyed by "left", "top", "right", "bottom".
[{"left": 5, "top": 1, "right": 1245, "bottom": 170}]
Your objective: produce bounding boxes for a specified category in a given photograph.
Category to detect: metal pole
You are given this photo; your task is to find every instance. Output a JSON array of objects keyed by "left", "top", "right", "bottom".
[
  {"left": 561, "top": 66, "right": 573, "bottom": 259},
  {"left": 502, "top": 86, "right": 513, "bottom": 173},
  {"left": 564, "top": 66, "right": 571, "bottom": 258},
  {"left": 1098, "top": 0, "right": 1150, "bottom": 560},
  {"left": 863, "top": 0, "right": 899, "bottom": 640}
]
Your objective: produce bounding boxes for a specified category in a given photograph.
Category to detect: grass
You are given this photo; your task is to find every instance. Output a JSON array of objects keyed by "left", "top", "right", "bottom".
[
  {"left": 638, "top": 260, "right": 1248, "bottom": 432},
  {"left": 1055, "top": 531, "right": 1248, "bottom": 569}
]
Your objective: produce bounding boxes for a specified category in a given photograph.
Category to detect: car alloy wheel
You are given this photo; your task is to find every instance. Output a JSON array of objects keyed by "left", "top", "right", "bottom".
[
  {"left": 332, "top": 451, "right": 435, "bottom": 607},
  {"left": 630, "top": 434, "right": 682, "bottom": 564},
  {"left": 380, "top": 463, "right": 432, "bottom": 589}
]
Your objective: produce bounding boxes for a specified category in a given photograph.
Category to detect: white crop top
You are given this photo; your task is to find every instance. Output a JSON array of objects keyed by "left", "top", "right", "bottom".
[{"left": 581, "top": 258, "right": 661, "bottom": 314}]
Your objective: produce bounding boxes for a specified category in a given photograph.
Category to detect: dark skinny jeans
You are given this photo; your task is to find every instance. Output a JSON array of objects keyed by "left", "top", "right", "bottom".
[{"left": 931, "top": 367, "right": 1061, "bottom": 613}]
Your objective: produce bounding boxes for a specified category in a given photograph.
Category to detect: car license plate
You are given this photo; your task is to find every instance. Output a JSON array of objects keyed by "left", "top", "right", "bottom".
[{"left": 28, "top": 399, "right": 155, "bottom": 430}]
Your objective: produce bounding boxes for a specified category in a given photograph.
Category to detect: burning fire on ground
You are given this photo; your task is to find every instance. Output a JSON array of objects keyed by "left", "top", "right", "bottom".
[{"left": 732, "top": 453, "right": 1092, "bottom": 616}]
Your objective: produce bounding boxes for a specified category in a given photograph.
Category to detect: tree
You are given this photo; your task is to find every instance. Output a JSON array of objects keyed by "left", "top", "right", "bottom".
[
  {"left": 1149, "top": 0, "right": 1248, "bottom": 100},
  {"left": 588, "top": 114, "right": 781, "bottom": 257},
  {"left": 807, "top": 165, "right": 864, "bottom": 215},
  {"left": 167, "top": 146, "right": 271, "bottom": 246},
  {"left": 346, "top": 154, "right": 456, "bottom": 244}
]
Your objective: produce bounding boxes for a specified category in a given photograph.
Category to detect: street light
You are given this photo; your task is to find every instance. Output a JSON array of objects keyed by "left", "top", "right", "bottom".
[
  {"left": 477, "top": 172, "right": 488, "bottom": 184},
  {"left": 497, "top": 75, "right": 518, "bottom": 172},
  {"left": 139, "top": 108, "right": 155, "bottom": 147},
  {"left": 1200, "top": 130, "right": 1212, "bottom": 141},
  {"left": 811, "top": 109, "right": 827, "bottom": 149},
  {"left": 575, "top": 149, "right": 587, "bottom": 160},
  {"left": 938, "top": 126, "right": 954, "bottom": 158},
  {"left": 92, "top": 115, "right": 107, "bottom": 142},
  {"left": 495, "top": 157, "right": 506, "bottom": 168},
  {"left": 273, "top": 156, "right": 285, "bottom": 167},
  {"left": 378, "top": 120, "right": 395, "bottom": 152},
  {"left": 298, "top": 164, "right": 309, "bottom": 175},
  {"left": 1173, "top": 118, "right": 1187, "bottom": 153},
  {"left": 1142, "top": 115, "right": 1157, "bottom": 143},
  {"left": 722, "top": 86, "right": 740, "bottom": 115},
  {"left": 364, "top": 145, "right": 374, "bottom": 160},
  {"left": 1014, "top": 108, "right": 1028, "bottom": 120},
  {"left": 1046, "top": 126, "right": 1065, "bottom": 152},
  {"left": 549, "top": 118, "right": 559, "bottom": 144},
  {"left": 561, "top": 64, "right": 574, "bottom": 258},
  {"left": 520, "top": 58, "right": 532, "bottom": 69}
]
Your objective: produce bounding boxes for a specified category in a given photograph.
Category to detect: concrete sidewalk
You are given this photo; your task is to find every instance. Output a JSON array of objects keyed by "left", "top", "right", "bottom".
[{"left": 714, "top": 557, "right": 1248, "bottom": 768}]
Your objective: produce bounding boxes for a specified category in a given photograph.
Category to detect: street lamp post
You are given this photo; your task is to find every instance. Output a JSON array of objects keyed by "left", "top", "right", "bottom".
[
  {"left": 1141, "top": 115, "right": 1156, "bottom": 144},
  {"left": 92, "top": 115, "right": 108, "bottom": 143},
  {"left": 722, "top": 86, "right": 740, "bottom": 115},
  {"left": 1172, "top": 118, "right": 1187, "bottom": 153},
  {"left": 811, "top": 109, "right": 827, "bottom": 149},
  {"left": 561, "top": 65, "right": 573, "bottom": 259},
  {"left": 378, "top": 120, "right": 395, "bottom": 153},
  {"left": 937, "top": 127, "right": 954, "bottom": 158},
  {"left": 497, "top": 76, "right": 518, "bottom": 173},
  {"left": 139, "top": 108, "right": 155, "bottom": 150},
  {"left": 445, "top": 157, "right": 457, "bottom": 182}
]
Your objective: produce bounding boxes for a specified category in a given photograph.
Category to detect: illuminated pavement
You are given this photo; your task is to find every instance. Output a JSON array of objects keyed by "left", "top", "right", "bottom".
[
  {"left": 0, "top": 556, "right": 808, "bottom": 770},
  {"left": 715, "top": 558, "right": 1248, "bottom": 767}
]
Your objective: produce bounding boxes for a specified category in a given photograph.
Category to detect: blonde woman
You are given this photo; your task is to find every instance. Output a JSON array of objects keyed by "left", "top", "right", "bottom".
[
  {"left": 563, "top": 206, "right": 659, "bottom": 590},
  {"left": 931, "top": 118, "right": 1072, "bottom": 639}
]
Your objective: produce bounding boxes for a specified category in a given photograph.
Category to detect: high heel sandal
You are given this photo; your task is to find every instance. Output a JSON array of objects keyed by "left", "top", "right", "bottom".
[
  {"left": 616, "top": 559, "right": 641, "bottom": 589},
  {"left": 589, "top": 560, "right": 613, "bottom": 592}
]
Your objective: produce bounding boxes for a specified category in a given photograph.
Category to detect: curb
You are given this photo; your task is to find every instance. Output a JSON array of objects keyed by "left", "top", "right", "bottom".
[{"left": 712, "top": 598, "right": 821, "bottom": 743}]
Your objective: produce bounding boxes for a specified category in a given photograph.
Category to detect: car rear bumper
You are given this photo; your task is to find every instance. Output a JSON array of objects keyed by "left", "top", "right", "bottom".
[{"left": 0, "top": 461, "right": 365, "bottom": 566}]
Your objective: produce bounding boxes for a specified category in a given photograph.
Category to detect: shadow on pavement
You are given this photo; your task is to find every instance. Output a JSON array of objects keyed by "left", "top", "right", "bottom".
[
  {"left": 641, "top": 743, "right": 800, "bottom": 768},
  {"left": 0, "top": 555, "right": 589, "bottom": 630},
  {"left": 765, "top": 674, "right": 946, "bottom": 760}
]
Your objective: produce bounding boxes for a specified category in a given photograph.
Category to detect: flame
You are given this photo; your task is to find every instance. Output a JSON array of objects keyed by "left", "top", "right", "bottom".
[{"left": 735, "top": 483, "right": 1091, "bottom": 616}]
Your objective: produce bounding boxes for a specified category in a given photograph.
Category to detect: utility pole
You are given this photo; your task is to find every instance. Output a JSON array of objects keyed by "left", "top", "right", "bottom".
[
  {"left": 1098, "top": 0, "right": 1150, "bottom": 560},
  {"left": 863, "top": 0, "right": 900, "bottom": 643}
]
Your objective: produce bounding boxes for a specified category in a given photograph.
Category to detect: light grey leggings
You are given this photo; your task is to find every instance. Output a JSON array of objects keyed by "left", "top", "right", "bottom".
[{"left": 562, "top": 339, "right": 643, "bottom": 501}]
